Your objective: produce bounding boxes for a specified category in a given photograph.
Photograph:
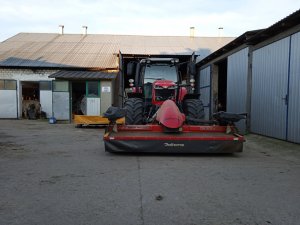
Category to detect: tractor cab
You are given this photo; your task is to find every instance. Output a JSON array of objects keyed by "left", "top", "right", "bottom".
[{"left": 140, "top": 58, "right": 179, "bottom": 106}]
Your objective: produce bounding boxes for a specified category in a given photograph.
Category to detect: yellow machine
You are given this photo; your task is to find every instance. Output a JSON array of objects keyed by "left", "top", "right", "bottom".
[{"left": 74, "top": 115, "right": 124, "bottom": 127}]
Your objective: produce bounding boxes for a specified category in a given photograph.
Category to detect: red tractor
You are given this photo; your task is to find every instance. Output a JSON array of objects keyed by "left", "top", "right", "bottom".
[
  {"left": 124, "top": 58, "right": 204, "bottom": 127},
  {"left": 103, "top": 58, "right": 245, "bottom": 153}
]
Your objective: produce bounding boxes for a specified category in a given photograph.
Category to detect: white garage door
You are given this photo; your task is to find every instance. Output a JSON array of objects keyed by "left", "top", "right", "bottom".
[{"left": 0, "top": 80, "right": 18, "bottom": 118}]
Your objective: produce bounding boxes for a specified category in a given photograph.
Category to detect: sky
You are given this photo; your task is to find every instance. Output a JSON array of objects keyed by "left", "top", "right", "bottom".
[{"left": 0, "top": 0, "right": 300, "bottom": 42}]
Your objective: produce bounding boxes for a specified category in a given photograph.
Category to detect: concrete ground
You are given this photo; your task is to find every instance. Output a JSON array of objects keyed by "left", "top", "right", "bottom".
[{"left": 0, "top": 120, "right": 299, "bottom": 225}]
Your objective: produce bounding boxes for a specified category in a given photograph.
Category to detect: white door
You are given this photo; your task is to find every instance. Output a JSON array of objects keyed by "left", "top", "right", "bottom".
[
  {"left": 86, "top": 81, "right": 101, "bottom": 115},
  {"left": 52, "top": 81, "right": 70, "bottom": 120},
  {"left": 40, "top": 81, "right": 52, "bottom": 118},
  {"left": 0, "top": 80, "right": 18, "bottom": 118}
]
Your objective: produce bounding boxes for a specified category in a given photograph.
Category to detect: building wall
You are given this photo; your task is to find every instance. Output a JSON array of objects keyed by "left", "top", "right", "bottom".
[
  {"left": 0, "top": 68, "right": 57, "bottom": 118},
  {"left": 0, "top": 69, "right": 57, "bottom": 81},
  {"left": 197, "top": 29, "right": 300, "bottom": 143}
]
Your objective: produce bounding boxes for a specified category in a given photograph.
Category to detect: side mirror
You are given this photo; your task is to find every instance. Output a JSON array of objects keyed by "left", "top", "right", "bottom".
[
  {"left": 127, "top": 62, "right": 136, "bottom": 76},
  {"left": 188, "top": 62, "right": 196, "bottom": 76}
]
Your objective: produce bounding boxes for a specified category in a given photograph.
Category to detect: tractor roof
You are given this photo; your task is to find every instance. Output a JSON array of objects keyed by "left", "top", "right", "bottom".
[{"left": 140, "top": 58, "right": 179, "bottom": 64}]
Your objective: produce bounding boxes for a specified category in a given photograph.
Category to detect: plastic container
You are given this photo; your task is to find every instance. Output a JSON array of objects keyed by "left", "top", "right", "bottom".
[{"left": 49, "top": 117, "right": 57, "bottom": 124}]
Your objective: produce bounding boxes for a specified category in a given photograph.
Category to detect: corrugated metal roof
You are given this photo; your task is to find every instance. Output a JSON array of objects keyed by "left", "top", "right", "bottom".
[
  {"left": 0, "top": 33, "right": 234, "bottom": 69},
  {"left": 49, "top": 70, "right": 117, "bottom": 80},
  {"left": 198, "top": 9, "right": 300, "bottom": 67},
  {"left": 248, "top": 9, "right": 300, "bottom": 44}
]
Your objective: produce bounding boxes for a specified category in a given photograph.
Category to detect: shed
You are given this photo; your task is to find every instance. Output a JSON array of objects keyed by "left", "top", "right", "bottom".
[{"left": 197, "top": 9, "right": 300, "bottom": 143}]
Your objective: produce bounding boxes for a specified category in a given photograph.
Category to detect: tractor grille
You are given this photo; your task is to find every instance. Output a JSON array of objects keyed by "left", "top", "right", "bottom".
[{"left": 155, "top": 89, "right": 176, "bottom": 101}]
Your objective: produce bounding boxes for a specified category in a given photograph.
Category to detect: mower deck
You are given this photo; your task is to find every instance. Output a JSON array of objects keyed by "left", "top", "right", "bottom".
[{"left": 103, "top": 125, "right": 245, "bottom": 153}]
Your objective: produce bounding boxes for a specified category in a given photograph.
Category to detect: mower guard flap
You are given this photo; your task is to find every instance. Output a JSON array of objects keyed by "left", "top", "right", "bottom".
[{"left": 103, "top": 125, "right": 244, "bottom": 153}]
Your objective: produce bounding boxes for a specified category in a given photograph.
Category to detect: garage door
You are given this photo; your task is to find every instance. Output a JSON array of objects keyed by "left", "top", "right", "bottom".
[
  {"left": 287, "top": 32, "right": 300, "bottom": 143},
  {"left": 227, "top": 48, "right": 249, "bottom": 134},
  {"left": 251, "top": 33, "right": 300, "bottom": 143},
  {"left": 251, "top": 37, "right": 289, "bottom": 140},
  {"left": 0, "top": 80, "right": 18, "bottom": 118}
]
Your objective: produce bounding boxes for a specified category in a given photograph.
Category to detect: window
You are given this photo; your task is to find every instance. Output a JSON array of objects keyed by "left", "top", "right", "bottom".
[
  {"left": 40, "top": 81, "right": 52, "bottom": 91},
  {"left": 0, "top": 80, "right": 4, "bottom": 90},
  {"left": 87, "top": 81, "right": 99, "bottom": 97},
  {"left": 53, "top": 81, "right": 69, "bottom": 92},
  {"left": 5, "top": 80, "right": 16, "bottom": 90},
  {"left": 0, "top": 80, "right": 17, "bottom": 90},
  {"left": 144, "top": 65, "right": 177, "bottom": 83}
]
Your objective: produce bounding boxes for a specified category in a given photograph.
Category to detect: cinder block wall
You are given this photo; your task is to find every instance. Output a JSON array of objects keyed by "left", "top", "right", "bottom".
[{"left": 0, "top": 68, "right": 58, "bottom": 80}]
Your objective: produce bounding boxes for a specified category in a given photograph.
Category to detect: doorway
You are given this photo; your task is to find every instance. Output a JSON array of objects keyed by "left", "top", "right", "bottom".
[
  {"left": 217, "top": 59, "right": 228, "bottom": 112},
  {"left": 21, "top": 81, "right": 40, "bottom": 118},
  {"left": 22, "top": 81, "right": 39, "bottom": 101},
  {"left": 71, "top": 81, "right": 86, "bottom": 116}
]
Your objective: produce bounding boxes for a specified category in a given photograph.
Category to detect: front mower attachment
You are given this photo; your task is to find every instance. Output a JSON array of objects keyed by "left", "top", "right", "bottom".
[{"left": 103, "top": 124, "right": 245, "bottom": 153}]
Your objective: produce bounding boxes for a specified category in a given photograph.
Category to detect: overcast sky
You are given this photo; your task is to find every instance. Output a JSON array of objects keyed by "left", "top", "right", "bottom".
[{"left": 0, "top": 0, "right": 299, "bottom": 42}]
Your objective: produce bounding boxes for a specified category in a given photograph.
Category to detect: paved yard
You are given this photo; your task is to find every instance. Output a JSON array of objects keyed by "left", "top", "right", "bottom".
[{"left": 0, "top": 120, "right": 299, "bottom": 225}]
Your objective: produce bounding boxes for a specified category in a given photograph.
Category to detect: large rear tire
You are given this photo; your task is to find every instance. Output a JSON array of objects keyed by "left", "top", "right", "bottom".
[
  {"left": 183, "top": 99, "right": 205, "bottom": 125},
  {"left": 124, "top": 98, "right": 144, "bottom": 125}
]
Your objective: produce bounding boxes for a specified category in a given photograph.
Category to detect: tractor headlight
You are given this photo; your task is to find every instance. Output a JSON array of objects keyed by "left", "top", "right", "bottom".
[
  {"left": 190, "top": 78, "right": 195, "bottom": 87},
  {"left": 154, "top": 85, "right": 163, "bottom": 89},
  {"left": 129, "top": 79, "right": 134, "bottom": 87}
]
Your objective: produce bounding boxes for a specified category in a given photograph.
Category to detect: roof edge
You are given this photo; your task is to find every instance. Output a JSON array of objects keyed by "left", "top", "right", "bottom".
[{"left": 197, "top": 29, "right": 263, "bottom": 66}]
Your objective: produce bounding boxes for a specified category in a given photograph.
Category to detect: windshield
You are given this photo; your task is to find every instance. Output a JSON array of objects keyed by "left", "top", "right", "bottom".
[{"left": 144, "top": 65, "right": 177, "bottom": 83}]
